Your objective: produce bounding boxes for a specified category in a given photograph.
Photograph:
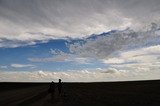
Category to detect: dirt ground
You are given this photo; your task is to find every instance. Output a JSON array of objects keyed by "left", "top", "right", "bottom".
[{"left": 0, "top": 80, "right": 160, "bottom": 106}]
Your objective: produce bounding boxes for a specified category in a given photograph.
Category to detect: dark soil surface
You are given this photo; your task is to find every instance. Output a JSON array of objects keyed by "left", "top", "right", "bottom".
[{"left": 0, "top": 80, "right": 160, "bottom": 106}]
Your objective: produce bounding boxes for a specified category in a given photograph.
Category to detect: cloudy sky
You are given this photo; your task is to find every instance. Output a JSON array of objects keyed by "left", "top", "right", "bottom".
[{"left": 0, "top": 0, "right": 160, "bottom": 82}]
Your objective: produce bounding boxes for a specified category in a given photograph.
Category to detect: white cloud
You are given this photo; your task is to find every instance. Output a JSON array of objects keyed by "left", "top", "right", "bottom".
[
  {"left": 0, "top": 39, "right": 49, "bottom": 48},
  {"left": 0, "top": 66, "right": 159, "bottom": 82},
  {"left": 69, "top": 25, "right": 160, "bottom": 59},
  {"left": 0, "top": 0, "right": 160, "bottom": 47},
  {"left": 11, "top": 64, "right": 35, "bottom": 68},
  {"left": 103, "top": 45, "right": 160, "bottom": 73},
  {"left": 71, "top": 57, "right": 91, "bottom": 64},
  {"left": 103, "top": 47, "right": 160, "bottom": 65},
  {"left": 103, "top": 58, "right": 125, "bottom": 64}
]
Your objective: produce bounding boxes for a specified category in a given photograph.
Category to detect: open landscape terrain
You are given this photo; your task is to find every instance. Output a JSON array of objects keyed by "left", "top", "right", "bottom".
[
  {"left": 0, "top": 80, "right": 160, "bottom": 106},
  {"left": 1, "top": 1, "right": 160, "bottom": 106}
]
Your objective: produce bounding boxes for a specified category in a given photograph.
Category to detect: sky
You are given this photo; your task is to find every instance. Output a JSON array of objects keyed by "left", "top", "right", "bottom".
[{"left": 0, "top": 0, "right": 160, "bottom": 82}]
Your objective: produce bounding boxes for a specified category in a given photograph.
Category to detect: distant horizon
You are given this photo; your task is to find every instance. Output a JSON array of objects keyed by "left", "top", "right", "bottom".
[{"left": 1, "top": 79, "right": 160, "bottom": 83}]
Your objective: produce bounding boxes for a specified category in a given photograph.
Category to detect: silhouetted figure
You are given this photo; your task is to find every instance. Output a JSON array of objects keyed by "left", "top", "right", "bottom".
[
  {"left": 58, "top": 79, "right": 62, "bottom": 95},
  {"left": 48, "top": 81, "right": 56, "bottom": 100}
]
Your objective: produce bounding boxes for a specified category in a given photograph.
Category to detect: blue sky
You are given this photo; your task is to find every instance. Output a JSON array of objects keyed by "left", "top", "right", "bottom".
[
  {"left": 0, "top": 0, "right": 160, "bottom": 82},
  {"left": 0, "top": 39, "right": 108, "bottom": 71}
]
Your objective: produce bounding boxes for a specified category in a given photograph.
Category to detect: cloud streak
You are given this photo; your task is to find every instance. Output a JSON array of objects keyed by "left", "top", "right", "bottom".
[{"left": 11, "top": 64, "right": 35, "bottom": 68}]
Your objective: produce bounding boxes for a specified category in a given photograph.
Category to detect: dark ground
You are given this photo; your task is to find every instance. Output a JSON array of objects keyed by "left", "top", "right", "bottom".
[{"left": 0, "top": 80, "right": 160, "bottom": 106}]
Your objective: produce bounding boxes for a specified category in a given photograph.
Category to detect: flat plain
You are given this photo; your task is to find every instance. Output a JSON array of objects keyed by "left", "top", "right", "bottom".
[{"left": 0, "top": 80, "right": 160, "bottom": 106}]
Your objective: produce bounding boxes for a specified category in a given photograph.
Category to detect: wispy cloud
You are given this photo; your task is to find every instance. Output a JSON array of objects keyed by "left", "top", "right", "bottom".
[
  {"left": 0, "top": 65, "right": 8, "bottom": 69},
  {"left": 103, "top": 45, "right": 160, "bottom": 72},
  {"left": 69, "top": 24, "right": 160, "bottom": 59},
  {"left": 28, "top": 54, "right": 91, "bottom": 64},
  {"left": 28, "top": 56, "right": 68, "bottom": 62},
  {"left": 11, "top": 64, "right": 35, "bottom": 68}
]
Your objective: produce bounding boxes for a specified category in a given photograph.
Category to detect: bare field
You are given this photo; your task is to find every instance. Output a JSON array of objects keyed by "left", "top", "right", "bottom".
[{"left": 0, "top": 80, "right": 160, "bottom": 106}]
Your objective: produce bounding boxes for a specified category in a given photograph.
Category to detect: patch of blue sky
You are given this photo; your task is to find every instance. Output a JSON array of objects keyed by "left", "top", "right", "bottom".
[{"left": 0, "top": 38, "right": 109, "bottom": 72}]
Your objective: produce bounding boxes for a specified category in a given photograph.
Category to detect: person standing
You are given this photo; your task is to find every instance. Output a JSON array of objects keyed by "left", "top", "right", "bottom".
[{"left": 58, "top": 79, "right": 62, "bottom": 95}]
